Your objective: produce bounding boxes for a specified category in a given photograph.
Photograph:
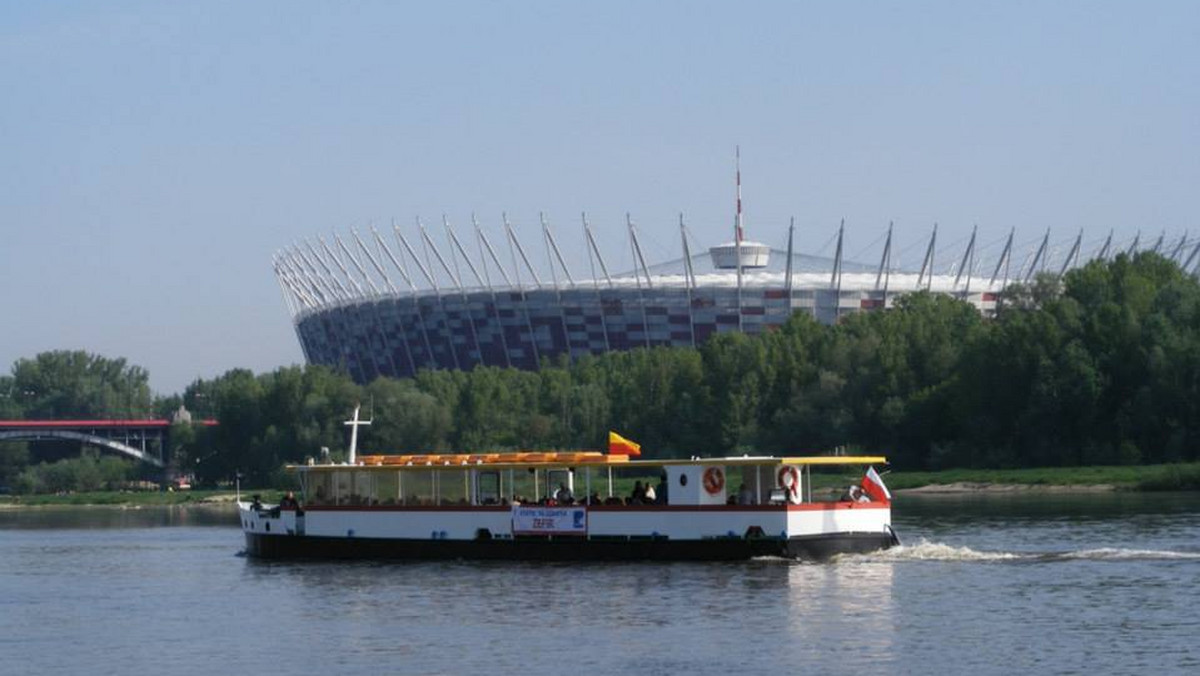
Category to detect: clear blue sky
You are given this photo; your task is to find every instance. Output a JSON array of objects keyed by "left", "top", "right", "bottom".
[{"left": 1, "top": 1, "right": 1197, "bottom": 394}]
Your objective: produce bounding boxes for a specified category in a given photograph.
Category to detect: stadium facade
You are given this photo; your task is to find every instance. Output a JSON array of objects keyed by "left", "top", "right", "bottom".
[{"left": 274, "top": 208, "right": 1189, "bottom": 385}]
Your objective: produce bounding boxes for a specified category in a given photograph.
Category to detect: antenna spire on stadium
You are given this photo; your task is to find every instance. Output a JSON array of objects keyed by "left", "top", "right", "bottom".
[{"left": 735, "top": 145, "right": 744, "bottom": 243}]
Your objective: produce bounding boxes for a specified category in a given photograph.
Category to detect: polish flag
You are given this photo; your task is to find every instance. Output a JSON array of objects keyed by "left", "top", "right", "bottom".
[{"left": 861, "top": 467, "right": 892, "bottom": 502}]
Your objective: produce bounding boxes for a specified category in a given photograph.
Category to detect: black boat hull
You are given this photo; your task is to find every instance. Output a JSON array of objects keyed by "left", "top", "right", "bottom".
[{"left": 243, "top": 530, "right": 896, "bottom": 561}]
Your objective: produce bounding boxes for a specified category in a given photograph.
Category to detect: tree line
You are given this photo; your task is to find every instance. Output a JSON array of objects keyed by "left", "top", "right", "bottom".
[{"left": 3, "top": 252, "right": 1198, "bottom": 489}]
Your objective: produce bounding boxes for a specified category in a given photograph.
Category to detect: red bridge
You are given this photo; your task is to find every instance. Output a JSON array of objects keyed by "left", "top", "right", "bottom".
[{"left": 0, "top": 419, "right": 218, "bottom": 467}]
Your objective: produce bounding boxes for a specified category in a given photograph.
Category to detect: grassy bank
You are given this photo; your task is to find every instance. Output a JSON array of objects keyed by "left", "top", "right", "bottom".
[
  {"left": 3, "top": 463, "right": 1199, "bottom": 506},
  {"left": 886, "top": 463, "right": 1200, "bottom": 492},
  {"left": 0, "top": 489, "right": 269, "bottom": 507}
]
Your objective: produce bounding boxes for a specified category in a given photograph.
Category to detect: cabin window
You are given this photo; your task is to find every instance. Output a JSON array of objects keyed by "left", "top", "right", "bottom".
[
  {"left": 737, "top": 467, "right": 770, "bottom": 505},
  {"left": 476, "top": 471, "right": 501, "bottom": 505},
  {"left": 545, "top": 469, "right": 573, "bottom": 501},
  {"left": 509, "top": 469, "right": 538, "bottom": 504},
  {"left": 334, "top": 471, "right": 352, "bottom": 505},
  {"left": 436, "top": 469, "right": 468, "bottom": 506},
  {"left": 307, "top": 472, "right": 333, "bottom": 506},
  {"left": 402, "top": 470, "right": 434, "bottom": 506},
  {"left": 375, "top": 472, "right": 399, "bottom": 505},
  {"left": 352, "top": 472, "right": 373, "bottom": 506}
]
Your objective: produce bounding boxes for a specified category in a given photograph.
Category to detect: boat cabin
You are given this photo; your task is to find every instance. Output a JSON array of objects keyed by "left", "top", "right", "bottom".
[{"left": 293, "top": 452, "right": 888, "bottom": 509}]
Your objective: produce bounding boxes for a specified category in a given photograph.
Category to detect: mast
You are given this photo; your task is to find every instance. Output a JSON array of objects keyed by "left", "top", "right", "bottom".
[
  {"left": 1096, "top": 229, "right": 1113, "bottom": 262},
  {"left": 344, "top": 403, "right": 372, "bottom": 466},
  {"left": 1127, "top": 230, "right": 1141, "bottom": 256},
  {"left": 736, "top": 145, "right": 744, "bottom": 244},
  {"left": 627, "top": 214, "right": 651, "bottom": 348},
  {"left": 584, "top": 212, "right": 612, "bottom": 352},
  {"left": 504, "top": 213, "right": 541, "bottom": 368},
  {"left": 541, "top": 212, "right": 572, "bottom": 363},
  {"left": 681, "top": 213, "right": 697, "bottom": 348},
  {"left": 785, "top": 217, "right": 796, "bottom": 295},
  {"left": 830, "top": 219, "right": 844, "bottom": 293},
  {"left": 1059, "top": 229, "right": 1083, "bottom": 278},
  {"left": 389, "top": 223, "right": 438, "bottom": 371},
  {"left": 1183, "top": 240, "right": 1200, "bottom": 273},
  {"left": 583, "top": 212, "right": 613, "bottom": 287},
  {"left": 1024, "top": 230, "right": 1050, "bottom": 283},
  {"left": 472, "top": 214, "right": 512, "bottom": 368},
  {"left": 542, "top": 213, "right": 576, "bottom": 288},
  {"left": 989, "top": 228, "right": 1015, "bottom": 289},
  {"left": 734, "top": 147, "right": 743, "bottom": 331},
  {"left": 954, "top": 225, "right": 977, "bottom": 291},
  {"left": 506, "top": 216, "right": 543, "bottom": 288},
  {"left": 875, "top": 221, "right": 893, "bottom": 294},
  {"left": 918, "top": 224, "right": 937, "bottom": 291},
  {"left": 336, "top": 232, "right": 379, "bottom": 295},
  {"left": 353, "top": 228, "right": 396, "bottom": 294},
  {"left": 1170, "top": 232, "right": 1189, "bottom": 262},
  {"left": 476, "top": 218, "right": 513, "bottom": 287}
]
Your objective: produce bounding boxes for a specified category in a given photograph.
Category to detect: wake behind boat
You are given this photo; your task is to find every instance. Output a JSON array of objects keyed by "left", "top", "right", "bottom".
[{"left": 239, "top": 410, "right": 898, "bottom": 561}]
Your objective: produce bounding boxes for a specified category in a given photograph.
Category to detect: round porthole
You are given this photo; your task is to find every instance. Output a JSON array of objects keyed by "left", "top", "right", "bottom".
[{"left": 679, "top": 474, "right": 688, "bottom": 487}]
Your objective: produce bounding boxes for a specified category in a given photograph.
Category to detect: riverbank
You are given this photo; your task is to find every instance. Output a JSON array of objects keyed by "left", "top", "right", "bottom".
[
  {"left": 2, "top": 463, "right": 1198, "bottom": 506},
  {"left": 0, "top": 489, "right": 252, "bottom": 508},
  {"left": 888, "top": 462, "right": 1200, "bottom": 493}
]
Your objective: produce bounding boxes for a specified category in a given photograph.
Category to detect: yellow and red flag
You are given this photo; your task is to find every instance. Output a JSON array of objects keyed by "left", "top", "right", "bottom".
[{"left": 608, "top": 431, "right": 641, "bottom": 457}]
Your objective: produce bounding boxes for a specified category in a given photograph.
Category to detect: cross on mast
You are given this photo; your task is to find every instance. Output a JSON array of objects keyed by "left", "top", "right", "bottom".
[{"left": 345, "top": 403, "right": 372, "bottom": 465}]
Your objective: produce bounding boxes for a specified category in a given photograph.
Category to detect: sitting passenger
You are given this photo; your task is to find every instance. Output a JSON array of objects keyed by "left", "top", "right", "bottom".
[
  {"left": 737, "top": 483, "right": 755, "bottom": 505},
  {"left": 643, "top": 483, "right": 656, "bottom": 503},
  {"left": 555, "top": 483, "right": 574, "bottom": 504},
  {"left": 630, "top": 481, "right": 646, "bottom": 504}
]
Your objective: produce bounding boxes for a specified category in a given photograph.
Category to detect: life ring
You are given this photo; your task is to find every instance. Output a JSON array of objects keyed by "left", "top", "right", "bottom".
[
  {"left": 702, "top": 467, "right": 725, "bottom": 495},
  {"left": 777, "top": 466, "right": 801, "bottom": 504}
]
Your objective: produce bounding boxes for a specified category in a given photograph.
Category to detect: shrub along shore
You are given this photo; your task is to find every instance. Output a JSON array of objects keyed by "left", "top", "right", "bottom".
[
  {"left": 4, "top": 253, "right": 1200, "bottom": 496},
  {"left": 3, "top": 463, "right": 1198, "bottom": 507}
]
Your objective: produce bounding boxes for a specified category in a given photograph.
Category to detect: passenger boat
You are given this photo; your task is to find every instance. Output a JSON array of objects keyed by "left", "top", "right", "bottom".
[{"left": 238, "top": 413, "right": 899, "bottom": 561}]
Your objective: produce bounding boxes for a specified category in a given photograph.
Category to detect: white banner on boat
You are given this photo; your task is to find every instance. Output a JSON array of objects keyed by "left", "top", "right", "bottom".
[{"left": 512, "top": 506, "right": 587, "bottom": 535}]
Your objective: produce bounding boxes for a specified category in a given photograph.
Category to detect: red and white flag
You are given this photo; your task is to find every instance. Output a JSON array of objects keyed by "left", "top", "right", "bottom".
[{"left": 861, "top": 466, "right": 892, "bottom": 502}]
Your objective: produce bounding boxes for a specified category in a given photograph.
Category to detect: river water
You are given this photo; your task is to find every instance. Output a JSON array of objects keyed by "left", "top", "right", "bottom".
[{"left": 2, "top": 493, "right": 1199, "bottom": 675}]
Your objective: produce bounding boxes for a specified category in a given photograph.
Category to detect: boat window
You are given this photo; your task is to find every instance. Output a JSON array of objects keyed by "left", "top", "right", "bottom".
[
  {"left": 476, "top": 471, "right": 501, "bottom": 505},
  {"left": 610, "top": 467, "right": 668, "bottom": 505},
  {"left": 352, "top": 471, "right": 373, "bottom": 505},
  {"left": 375, "top": 471, "right": 399, "bottom": 505},
  {"left": 402, "top": 470, "right": 433, "bottom": 506},
  {"left": 436, "top": 469, "right": 469, "bottom": 506},
  {"left": 545, "top": 469, "right": 573, "bottom": 501},
  {"left": 334, "top": 471, "right": 352, "bottom": 505},
  {"left": 736, "top": 466, "right": 772, "bottom": 505},
  {"left": 307, "top": 472, "right": 333, "bottom": 506},
  {"left": 508, "top": 468, "right": 538, "bottom": 505}
]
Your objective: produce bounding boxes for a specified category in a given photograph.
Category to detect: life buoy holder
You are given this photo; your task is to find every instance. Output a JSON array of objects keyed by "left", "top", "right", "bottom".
[
  {"left": 702, "top": 467, "right": 725, "bottom": 495},
  {"left": 777, "top": 466, "right": 802, "bottom": 504}
]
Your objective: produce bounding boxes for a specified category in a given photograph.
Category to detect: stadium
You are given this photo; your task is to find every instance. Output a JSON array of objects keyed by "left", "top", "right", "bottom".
[{"left": 273, "top": 203, "right": 1195, "bottom": 385}]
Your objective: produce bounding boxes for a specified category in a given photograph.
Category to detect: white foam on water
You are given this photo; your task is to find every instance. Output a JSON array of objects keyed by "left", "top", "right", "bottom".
[
  {"left": 832, "top": 540, "right": 1200, "bottom": 564},
  {"left": 1051, "top": 547, "right": 1200, "bottom": 561},
  {"left": 836, "top": 539, "right": 1024, "bottom": 563}
]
